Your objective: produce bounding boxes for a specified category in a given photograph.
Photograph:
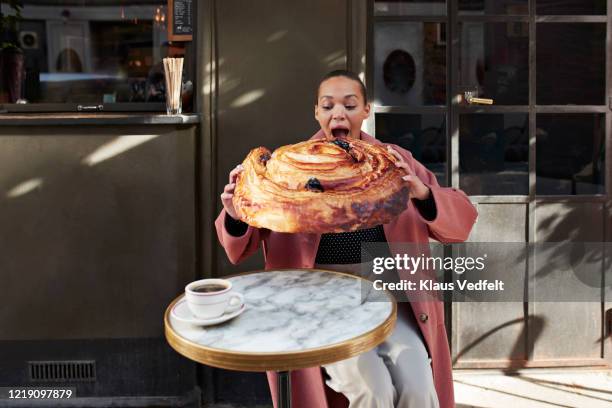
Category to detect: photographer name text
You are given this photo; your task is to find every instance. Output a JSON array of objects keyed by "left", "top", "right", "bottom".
[{"left": 373, "top": 279, "right": 505, "bottom": 292}]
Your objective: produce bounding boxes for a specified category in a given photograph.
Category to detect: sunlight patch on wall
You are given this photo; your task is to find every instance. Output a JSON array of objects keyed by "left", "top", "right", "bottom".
[
  {"left": 323, "top": 50, "right": 346, "bottom": 67},
  {"left": 205, "top": 58, "right": 225, "bottom": 74},
  {"left": 230, "top": 89, "right": 266, "bottom": 108},
  {"left": 6, "top": 178, "right": 43, "bottom": 198},
  {"left": 82, "top": 135, "right": 159, "bottom": 166},
  {"left": 266, "top": 30, "right": 288, "bottom": 43},
  {"left": 202, "top": 75, "right": 242, "bottom": 96}
]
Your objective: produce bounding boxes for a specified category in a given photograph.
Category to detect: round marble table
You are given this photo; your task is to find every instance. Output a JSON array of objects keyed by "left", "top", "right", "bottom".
[{"left": 164, "top": 269, "right": 397, "bottom": 408}]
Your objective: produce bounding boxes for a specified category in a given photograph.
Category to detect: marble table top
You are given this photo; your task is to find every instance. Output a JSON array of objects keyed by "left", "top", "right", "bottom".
[{"left": 165, "top": 269, "right": 396, "bottom": 371}]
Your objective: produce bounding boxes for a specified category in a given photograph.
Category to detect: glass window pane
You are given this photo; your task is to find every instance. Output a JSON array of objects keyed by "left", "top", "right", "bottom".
[
  {"left": 0, "top": 1, "right": 193, "bottom": 110},
  {"left": 374, "top": 1, "right": 446, "bottom": 16},
  {"left": 537, "top": 24, "right": 605, "bottom": 105},
  {"left": 376, "top": 113, "right": 447, "bottom": 186},
  {"left": 459, "top": 0, "right": 528, "bottom": 15},
  {"left": 537, "top": 0, "right": 607, "bottom": 15},
  {"left": 460, "top": 114, "right": 529, "bottom": 195},
  {"left": 536, "top": 114, "right": 605, "bottom": 195},
  {"left": 374, "top": 22, "right": 446, "bottom": 106},
  {"left": 460, "top": 23, "right": 528, "bottom": 105}
]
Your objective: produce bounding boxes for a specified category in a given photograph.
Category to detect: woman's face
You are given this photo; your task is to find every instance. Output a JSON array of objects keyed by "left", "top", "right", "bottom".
[{"left": 315, "top": 76, "right": 370, "bottom": 139}]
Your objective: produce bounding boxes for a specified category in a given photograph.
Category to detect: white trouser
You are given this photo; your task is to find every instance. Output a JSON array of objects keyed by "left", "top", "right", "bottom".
[{"left": 322, "top": 306, "right": 440, "bottom": 408}]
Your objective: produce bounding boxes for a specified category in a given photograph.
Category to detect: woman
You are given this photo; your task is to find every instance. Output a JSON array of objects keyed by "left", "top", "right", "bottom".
[{"left": 216, "top": 70, "right": 477, "bottom": 408}]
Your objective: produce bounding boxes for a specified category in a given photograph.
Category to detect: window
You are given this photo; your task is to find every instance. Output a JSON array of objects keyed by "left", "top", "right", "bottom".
[
  {"left": 371, "top": 0, "right": 608, "bottom": 196},
  {"left": 0, "top": 0, "right": 194, "bottom": 112}
]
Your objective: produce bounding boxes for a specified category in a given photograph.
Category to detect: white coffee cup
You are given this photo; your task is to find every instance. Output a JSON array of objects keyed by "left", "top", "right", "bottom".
[{"left": 185, "top": 279, "right": 244, "bottom": 319}]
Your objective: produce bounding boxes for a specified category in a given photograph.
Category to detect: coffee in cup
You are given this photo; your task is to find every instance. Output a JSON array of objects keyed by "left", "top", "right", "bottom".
[
  {"left": 185, "top": 279, "right": 244, "bottom": 319},
  {"left": 192, "top": 283, "right": 228, "bottom": 293}
]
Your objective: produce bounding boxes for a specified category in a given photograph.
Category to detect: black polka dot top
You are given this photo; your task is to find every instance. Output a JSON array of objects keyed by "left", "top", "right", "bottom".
[{"left": 315, "top": 225, "right": 388, "bottom": 265}]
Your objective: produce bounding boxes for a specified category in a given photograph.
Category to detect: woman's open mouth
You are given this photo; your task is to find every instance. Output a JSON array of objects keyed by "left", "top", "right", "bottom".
[{"left": 331, "top": 127, "right": 349, "bottom": 138}]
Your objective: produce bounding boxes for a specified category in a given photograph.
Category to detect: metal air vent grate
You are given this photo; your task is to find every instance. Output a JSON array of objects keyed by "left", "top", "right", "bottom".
[{"left": 28, "top": 360, "right": 96, "bottom": 382}]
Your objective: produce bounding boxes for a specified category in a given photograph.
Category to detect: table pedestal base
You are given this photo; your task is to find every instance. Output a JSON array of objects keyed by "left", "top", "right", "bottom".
[{"left": 277, "top": 370, "right": 291, "bottom": 408}]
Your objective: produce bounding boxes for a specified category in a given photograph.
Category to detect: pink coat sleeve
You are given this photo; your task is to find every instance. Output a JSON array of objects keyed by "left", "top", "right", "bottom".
[
  {"left": 393, "top": 145, "right": 478, "bottom": 243},
  {"left": 215, "top": 209, "right": 268, "bottom": 265}
]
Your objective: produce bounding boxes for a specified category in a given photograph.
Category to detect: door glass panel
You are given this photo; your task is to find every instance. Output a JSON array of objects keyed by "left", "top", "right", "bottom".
[
  {"left": 460, "top": 23, "right": 528, "bottom": 105},
  {"left": 374, "top": 1, "right": 446, "bottom": 16},
  {"left": 376, "top": 114, "right": 447, "bottom": 186},
  {"left": 536, "top": 114, "right": 605, "bottom": 195},
  {"left": 459, "top": 0, "right": 528, "bottom": 15},
  {"left": 537, "top": 1, "right": 607, "bottom": 15},
  {"left": 537, "top": 24, "right": 605, "bottom": 105},
  {"left": 374, "top": 23, "right": 446, "bottom": 106},
  {"left": 460, "top": 113, "right": 529, "bottom": 195}
]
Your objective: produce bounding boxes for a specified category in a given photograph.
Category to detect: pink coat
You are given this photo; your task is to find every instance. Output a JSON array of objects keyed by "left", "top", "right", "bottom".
[{"left": 215, "top": 130, "right": 478, "bottom": 408}]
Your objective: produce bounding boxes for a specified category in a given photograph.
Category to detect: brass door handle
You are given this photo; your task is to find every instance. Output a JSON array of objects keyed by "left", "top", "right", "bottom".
[
  {"left": 462, "top": 90, "right": 494, "bottom": 105},
  {"left": 468, "top": 97, "right": 494, "bottom": 105}
]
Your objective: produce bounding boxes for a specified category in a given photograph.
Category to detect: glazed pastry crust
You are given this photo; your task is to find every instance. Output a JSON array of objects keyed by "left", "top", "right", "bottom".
[{"left": 233, "top": 137, "right": 409, "bottom": 233}]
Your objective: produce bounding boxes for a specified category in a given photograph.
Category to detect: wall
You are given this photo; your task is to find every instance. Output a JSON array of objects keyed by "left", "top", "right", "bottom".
[{"left": 0, "top": 124, "right": 198, "bottom": 403}]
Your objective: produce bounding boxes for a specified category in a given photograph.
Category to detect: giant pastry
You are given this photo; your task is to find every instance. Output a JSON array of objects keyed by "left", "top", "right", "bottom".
[{"left": 233, "top": 137, "right": 410, "bottom": 233}]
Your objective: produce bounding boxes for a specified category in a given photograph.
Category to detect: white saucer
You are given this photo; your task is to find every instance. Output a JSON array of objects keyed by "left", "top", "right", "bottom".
[{"left": 171, "top": 298, "right": 246, "bottom": 326}]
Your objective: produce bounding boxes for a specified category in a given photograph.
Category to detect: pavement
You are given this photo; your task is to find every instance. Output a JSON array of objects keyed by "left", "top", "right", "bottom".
[
  {"left": 204, "top": 369, "right": 612, "bottom": 408},
  {"left": 454, "top": 369, "right": 612, "bottom": 408}
]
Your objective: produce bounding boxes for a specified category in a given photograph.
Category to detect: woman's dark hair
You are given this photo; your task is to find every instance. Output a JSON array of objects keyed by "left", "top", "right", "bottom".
[{"left": 317, "top": 70, "right": 368, "bottom": 104}]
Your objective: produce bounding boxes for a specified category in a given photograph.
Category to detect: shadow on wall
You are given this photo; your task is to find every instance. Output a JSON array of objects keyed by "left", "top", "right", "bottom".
[{"left": 452, "top": 316, "right": 546, "bottom": 372}]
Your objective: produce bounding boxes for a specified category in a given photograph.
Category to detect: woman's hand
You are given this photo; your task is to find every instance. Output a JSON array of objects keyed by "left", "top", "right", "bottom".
[
  {"left": 221, "top": 164, "right": 244, "bottom": 220},
  {"left": 387, "top": 146, "right": 431, "bottom": 201}
]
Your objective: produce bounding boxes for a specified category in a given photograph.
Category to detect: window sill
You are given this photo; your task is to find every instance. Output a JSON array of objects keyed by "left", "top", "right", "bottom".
[{"left": 0, "top": 113, "right": 200, "bottom": 126}]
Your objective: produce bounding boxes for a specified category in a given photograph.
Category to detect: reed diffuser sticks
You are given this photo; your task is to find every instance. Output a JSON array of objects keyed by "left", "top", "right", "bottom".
[{"left": 163, "top": 57, "right": 184, "bottom": 115}]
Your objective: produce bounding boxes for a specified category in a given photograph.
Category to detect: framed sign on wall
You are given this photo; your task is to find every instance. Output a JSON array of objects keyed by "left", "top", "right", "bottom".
[{"left": 168, "top": 0, "right": 193, "bottom": 41}]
